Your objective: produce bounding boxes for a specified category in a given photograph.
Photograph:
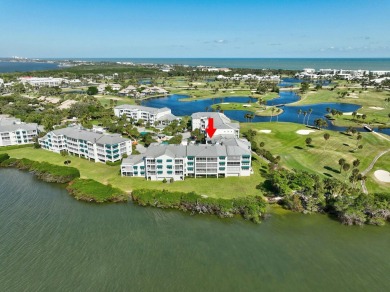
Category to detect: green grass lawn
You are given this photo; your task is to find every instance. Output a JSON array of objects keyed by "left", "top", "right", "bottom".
[
  {"left": 0, "top": 147, "right": 266, "bottom": 199},
  {"left": 365, "top": 152, "right": 390, "bottom": 193},
  {"left": 241, "top": 122, "right": 390, "bottom": 193}
]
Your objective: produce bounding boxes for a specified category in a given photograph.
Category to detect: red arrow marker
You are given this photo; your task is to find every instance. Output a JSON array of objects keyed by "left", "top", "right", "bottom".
[{"left": 206, "top": 117, "right": 217, "bottom": 138}]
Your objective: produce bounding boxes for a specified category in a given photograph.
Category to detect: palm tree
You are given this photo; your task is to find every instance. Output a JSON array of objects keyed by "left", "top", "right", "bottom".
[
  {"left": 306, "top": 108, "right": 313, "bottom": 125},
  {"left": 270, "top": 107, "right": 276, "bottom": 122},
  {"left": 298, "top": 109, "right": 302, "bottom": 121},
  {"left": 338, "top": 158, "right": 346, "bottom": 173},
  {"left": 302, "top": 111, "right": 307, "bottom": 125},
  {"left": 356, "top": 134, "right": 362, "bottom": 148},
  {"left": 276, "top": 108, "right": 281, "bottom": 122},
  {"left": 323, "top": 133, "right": 330, "bottom": 150}
]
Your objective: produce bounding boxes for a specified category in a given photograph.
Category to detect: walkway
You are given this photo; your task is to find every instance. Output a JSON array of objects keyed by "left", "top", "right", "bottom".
[{"left": 360, "top": 147, "right": 390, "bottom": 194}]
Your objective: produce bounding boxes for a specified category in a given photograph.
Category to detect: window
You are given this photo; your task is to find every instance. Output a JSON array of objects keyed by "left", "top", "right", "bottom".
[
  {"left": 157, "top": 165, "right": 163, "bottom": 169},
  {"left": 157, "top": 159, "right": 163, "bottom": 163},
  {"left": 167, "top": 171, "right": 173, "bottom": 174},
  {"left": 166, "top": 159, "right": 172, "bottom": 162}
]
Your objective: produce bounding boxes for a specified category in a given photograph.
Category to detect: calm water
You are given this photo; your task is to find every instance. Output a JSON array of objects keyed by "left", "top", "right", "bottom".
[
  {"left": 0, "top": 61, "right": 59, "bottom": 73},
  {"left": 1, "top": 168, "right": 389, "bottom": 291},
  {"left": 51, "top": 58, "right": 390, "bottom": 70},
  {"left": 142, "top": 92, "right": 390, "bottom": 135}
]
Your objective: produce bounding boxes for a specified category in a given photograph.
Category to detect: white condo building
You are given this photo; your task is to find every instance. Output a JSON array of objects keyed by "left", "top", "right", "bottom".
[
  {"left": 39, "top": 127, "right": 132, "bottom": 163},
  {"left": 0, "top": 116, "right": 39, "bottom": 147},
  {"left": 19, "top": 77, "right": 64, "bottom": 87},
  {"left": 114, "top": 105, "right": 179, "bottom": 125},
  {"left": 121, "top": 142, "right": 252, "bottom": 181},
  {"left": 191, "top": 112, "right": 240, "bottom": 138}
]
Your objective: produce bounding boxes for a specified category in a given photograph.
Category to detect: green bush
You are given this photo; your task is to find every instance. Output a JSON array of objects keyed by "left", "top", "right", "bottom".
[
  {"left": 0, "top": 153, "right": 10, "bottom": 163},
  {"left": 67, "top": 178, "right": 127, "bottom": 203},
  {"left": 0, "top": 158, "right": 80, "bottom": 183},
  {"left": 132, "top": 189, "right": 266, "bottom": 223},
  {"left": 106, "top": 160, "right": 122, "bottom": 166}
]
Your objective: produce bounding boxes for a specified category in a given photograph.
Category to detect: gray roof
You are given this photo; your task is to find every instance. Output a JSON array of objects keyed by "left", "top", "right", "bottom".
[
  {"left": 115, "top": 104, "right": 171, "bottom": 114},
  {"left": 0, "top": 123, "right": 38, "bottom": 133},
  {"left": 156, "top": 113, "right": 178, "bottom": 121},
  {"left": 187, "top": 144, "right": 227, "bottom": 157},
  {"left": 191, "top": 112, "right": 239, "bottom": 130},
  {"left": 50, "top": 127, "right": 129, "bottom": 145},
  {"left": 122, "top": 154, "right": 144, "bottom": 165},
  {"left": 145, "top": 144, "right": 187, "bottom": 158},
  {"left": 211, "top": 136, "right": 251, "bottom": 150}
]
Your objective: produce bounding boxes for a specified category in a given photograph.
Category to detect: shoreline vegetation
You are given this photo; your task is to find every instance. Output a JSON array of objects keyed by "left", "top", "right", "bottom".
[
  {"left": 132, "top": 189, "right": 266, "bottom": 223},
  {"left": 0, "top": 154, "right": 266, "bottom": 223},
  {"left": 1, "top": 152, "right": 389, "bottom": 226}
]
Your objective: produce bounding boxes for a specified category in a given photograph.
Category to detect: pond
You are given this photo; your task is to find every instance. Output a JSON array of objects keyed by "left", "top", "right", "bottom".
[{"left": 141, "top": 92, "right": 390, "bottom": 135}]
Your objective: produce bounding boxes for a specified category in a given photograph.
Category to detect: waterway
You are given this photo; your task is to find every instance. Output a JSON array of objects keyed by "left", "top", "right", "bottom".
[
  {"left": 0, "top": 168, "right": 389, "bottom": 291},
  {"left": 141, "top": 92, "right": 390, "bottom": 135},
  {"left": 0, "top": 61, "right": 59, "bottom": 73}
]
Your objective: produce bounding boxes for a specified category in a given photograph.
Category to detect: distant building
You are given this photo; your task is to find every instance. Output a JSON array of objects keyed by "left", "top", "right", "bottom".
[
  {"left": 19, "top": 77, "right": 64, "bottom": 87},
  {"left": 114, "top": 105, "right": 179, "bottom": 125},
  {"left": 191, "top": 112, "right": 240, "bottom": 138},
  {"left": 0, "top": 115, "right": 39, "bottom": 147},
  {"left": 39, "top": 127, "right": 132, "bottom": 163},
  {"left": 121, "top": 143, "right": 251, "bottom": 181}
]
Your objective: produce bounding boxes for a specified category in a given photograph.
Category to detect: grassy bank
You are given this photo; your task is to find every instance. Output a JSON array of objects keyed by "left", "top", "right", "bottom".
[
  {"left": 67, "top": 178, "right": 128, "bottom": 203},
  {"left": 0, "top": 146, "right": 266, "bottom": 199},
  {"left": 0, "top": 156, "right": 80, "bottom": 183}
]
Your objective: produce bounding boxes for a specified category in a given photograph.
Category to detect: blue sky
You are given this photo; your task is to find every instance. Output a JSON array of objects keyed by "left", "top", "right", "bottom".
[{"left": 1, "top": 0, "right": 389, "bottom": 58}]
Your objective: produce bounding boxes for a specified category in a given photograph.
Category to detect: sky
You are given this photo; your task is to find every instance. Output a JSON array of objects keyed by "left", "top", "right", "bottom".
[{"left": 1, "top": 0, "right": 389, "bottom": 58}]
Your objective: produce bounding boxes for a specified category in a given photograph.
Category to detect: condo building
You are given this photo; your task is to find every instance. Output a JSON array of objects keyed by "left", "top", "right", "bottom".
[
  {"left": 39, "top": 127, "right": 132, "bottom": 163},
  {"left": 121, "top": 141, "right": 252, "bottom": 181},
  {"left": 19, "top": 77, "right": 64, "bottom": 87},
  {"left": 191, "top": 112, "right": 240, "bottom": 138},
  {"left": 0, "top": 115, "right": 39, "bottom": 147},
  {"left": 114, "top": 104, "right": 179, "bottom": 125}
]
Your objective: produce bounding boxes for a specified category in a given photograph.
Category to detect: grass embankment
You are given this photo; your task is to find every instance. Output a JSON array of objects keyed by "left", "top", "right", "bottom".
[
  {"left": 0, "top": 156, "right": 80, "bottom": 183},
  {"left": 0, "top": 147, "right": 266, "bottom": 199},
  {"left": 67, "top": 178, "right": 128, "bottom": 203},
  {"left": 291, "top": 89, "right": 390, "bottom": 127},
  {"left": 365, "top": 152, "right": 390, "bottom": 193},
  {"left": 132, "top": 189, "right": 267, "bottom": 223},
  {"left": 241, "top": 122, "right": 390, "bottom": 193},
  {"left": 211, "top": 102, "right": 283, "bottom": 117}
]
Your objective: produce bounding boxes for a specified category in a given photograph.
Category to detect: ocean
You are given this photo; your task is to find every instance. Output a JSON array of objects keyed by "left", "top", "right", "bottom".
[
  {"left": 53, "top": 58, "right": 390, "bottom": 71},
  {"left": 1, "top": 58, "right": 390, "bottom": 73}
]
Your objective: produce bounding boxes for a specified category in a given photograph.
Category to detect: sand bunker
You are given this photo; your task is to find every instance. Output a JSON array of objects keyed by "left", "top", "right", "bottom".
[
  {"left": 243, "top": 104, "right": 252, "bottom": 107},
  {"left": 259, "top": 130, "right": 271, "bottom": 133},
  {"left": 369, "top": 107, "right": 384, "bottom": 110},
  {"left": 221, "top": 102, "right": 230, "bottom": 104},
  {"left": 374, "top": 170, "right": 390, "bottom": 183},
  {"left": 296, "top": 130, "right": 316, "bottom": 135}
]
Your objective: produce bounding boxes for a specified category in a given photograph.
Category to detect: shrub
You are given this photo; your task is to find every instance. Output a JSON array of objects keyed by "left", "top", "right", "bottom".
[
  {"left": 0, "top": 153, "right": 10, "bottom": 163},
  {"left": 106, "top": 160, "right": 122, "bottom": 166},
  {"left": 67, "top": 178, "right": 127, "bottom": 203}
]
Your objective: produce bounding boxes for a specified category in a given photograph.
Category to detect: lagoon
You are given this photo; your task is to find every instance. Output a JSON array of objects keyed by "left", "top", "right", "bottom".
[
  {"left": 141, "top": 91, "right": 390, "bottom": 135},
  {"left": 1, "top": 168, "right": 390, "bottom": 291}
]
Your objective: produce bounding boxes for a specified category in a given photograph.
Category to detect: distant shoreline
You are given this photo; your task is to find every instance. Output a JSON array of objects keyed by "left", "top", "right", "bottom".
[{"left": 2, "top": 57, "right": 390, "bottom": 71}]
